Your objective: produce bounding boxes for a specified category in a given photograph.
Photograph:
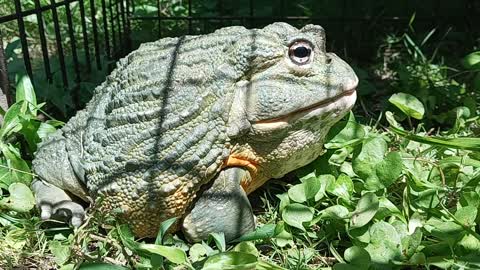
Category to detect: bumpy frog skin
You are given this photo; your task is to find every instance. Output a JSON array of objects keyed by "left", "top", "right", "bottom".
[{"left": 32, "top": 22, "right": 358, "bottom": 242}]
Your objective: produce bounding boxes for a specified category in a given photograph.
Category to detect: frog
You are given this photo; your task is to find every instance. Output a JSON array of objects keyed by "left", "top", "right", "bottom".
[{"left": 32, "top": 22, "right": 358, "bottom": 242}]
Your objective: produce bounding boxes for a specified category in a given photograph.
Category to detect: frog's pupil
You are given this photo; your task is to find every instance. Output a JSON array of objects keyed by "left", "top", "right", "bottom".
[{"left": 294, "top": 46, "right": 310, "bottom": 58}]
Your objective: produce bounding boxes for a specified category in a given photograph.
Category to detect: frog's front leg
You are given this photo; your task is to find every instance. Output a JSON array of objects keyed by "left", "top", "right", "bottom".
[
  {"left": 32, "top": 180, "right": 86, "bottom": 227},
  {"left": 32, "top": 132, "right": 88, "bottom": 227},
  {"left": 182, "top": 167, "right": 255, "bottom": 242}
]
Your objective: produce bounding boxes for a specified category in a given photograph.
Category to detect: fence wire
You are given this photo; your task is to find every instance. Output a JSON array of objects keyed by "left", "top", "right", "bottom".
[{"left": 0, "top": 0, "right": 477, "bottom": 111}]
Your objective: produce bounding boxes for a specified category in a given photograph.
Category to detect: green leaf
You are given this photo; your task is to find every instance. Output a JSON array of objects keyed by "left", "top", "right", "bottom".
[
  {"left": 18, "top": 115, "right": 41, "bottom": 153},
  {"left": 404, "top": 228, "right": 423, "bottom": 258},
  {"left": 318, "top": 205, "right": 349, "bottom": 221},
  {"left": 202, "top": 252, "right": 257, "bottom": 270},
  {"left": 462, "top": 51, "right": 480, "bottom": 69},
  {"left": 325, "top": 112, "right": 365, "bottom": 148},
  {"left": 425, "top": 218, "right": 463, "bottom": 241},
  {"left": 389, "top": 125, "right": 480, "bottom": 152},
  {"left": 282, "top": 203, "right": 314, "bottom": 231},
  {"left": 374, "top": 151, "right": 403, "bottom": 189},
  {"left": 288, "top": 183, "right": 307, "bottom": 203},
  {"left": 15, "top": 75, "right": 37, "bottom": 113},
  {"left": 256, "top": 260, "right": 287, "bottom": 270},
  {"left": 304, "top": 176, "right": 321, "bottom": 201},
  {"left": 37, "top": 122, "right": 58, "bottom": 140},
  {"left": 138, "top": 243, "right": 187, "bottom": 264},
  {"left": 389, "top": 92, "right": 425, "bottom": 119},
  {"left": 232, "top": 224, "right": 277, "bottom": 242},
  {"left": 333, "top": 264, "right": 366, "bottom": 270},
  {"left": 49, "top": 240, "right": 71, "bottom": 266},
  {"left": 0, "top": 183, "right": 35, "bottom": 212},
  {"left": 233, "top": 241, "right": 258, "bottom": 257},
  {"left": 79, "top": 263, "right": 129, "bottom": 270},
  {"left": 455, "top": 206, "right": 478, "bottom": 227},
  {"left": 288, "top": 176, "right": 322, "bottom": 203},
  {"left": 0, "top": 159, "right": 14, "bottom": 188},
  {"left": 327, "top": 174, "right": 354, "bottom": 199},
  {"left": 350, "top": 193, "right": 379, "bottom": 229},
  {"left": 315, "top": 174, "right": 333, "bottom": 201},
  {"left": 352, "top": 136, "right": 387, "bottom": 190},
  {"left": 272, "top": 221, "right": 293, "bottom": 247},
  {"left": 459, "top": 191, "right": 480, "bottom": 208},
  {"left": 457, "top": 233, "right": 480, "bottom": 254},
  {"left": 209, "top": 232, "right": 226, "bottom": 251},
  {"left": 155, "top": 217, "right": 177, "bottom": 245},
  {"left": 0, "top": 102, "right": 23, "bottom": 139},
  {"left": 59, "top": 264, "right": 75, "bottom": 270},
  {"left": 344, "top": 246, "right": 371, "bottom": 265},
  {"left": 365, "top": 221, "right": 402, "bottom": 264},
  {"left": 276, "top": 193, "right": 290, "bottom": 213},
  {"left": 189, "top": 243, "right": 208, "bottom": 262},
  {"left": 116, "top": 224, "right": 140, "bottom": 252},
  {"left": 0, "top": 143, "right": 32, "bottom": 184}
]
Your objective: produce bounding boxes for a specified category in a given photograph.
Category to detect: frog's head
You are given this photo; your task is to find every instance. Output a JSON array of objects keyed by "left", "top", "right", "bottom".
[{"left": 227, "top": 23, "right": 357, "bottom": 140}]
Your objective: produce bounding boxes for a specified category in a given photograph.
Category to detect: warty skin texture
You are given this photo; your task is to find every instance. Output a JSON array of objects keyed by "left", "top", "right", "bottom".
[{"left": 32, "top": 22, "right": 358, "bottom": 238}]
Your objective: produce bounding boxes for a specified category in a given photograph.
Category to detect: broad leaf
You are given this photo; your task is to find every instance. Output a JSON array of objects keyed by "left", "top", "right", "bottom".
[
  {"left": 0, "top": 182, "right": 35, "bottom": 212},
  {"left": 350, "top": 193, "right": 379, "bottom": 229},
  {"left": 462, "top": 51, "right": 480, "bottom": 69},
  {"left": 389, "top": 92, "right": 425, "bottom": 119},
  {"left": 202, "top": 251, "right": 257, "bottom": 270},
  {"left": 282, "top": 203, "right": 314, "bottom": 231},
  {"left": 365, "top": 221, "right": 402, "bottom": 264},
  {"left": 139, "top": 243, "right": 187, "bottom": 264}
]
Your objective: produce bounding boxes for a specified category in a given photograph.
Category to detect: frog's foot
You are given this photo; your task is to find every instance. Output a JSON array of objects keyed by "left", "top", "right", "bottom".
[
  {"left": 32, "top": 179, "right": 86, "bottom": 227},
  {"left": 182, "top": 167, "right": 255, "bottom": 243}
]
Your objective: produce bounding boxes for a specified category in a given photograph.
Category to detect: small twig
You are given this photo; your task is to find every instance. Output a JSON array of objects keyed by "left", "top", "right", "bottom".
[{"left": 0, "top": 163, "right": 38, "bottom": 177}]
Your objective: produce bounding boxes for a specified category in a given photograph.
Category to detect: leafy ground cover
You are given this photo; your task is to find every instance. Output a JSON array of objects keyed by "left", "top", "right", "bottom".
[{"left": 1, "top": 22, "right": 480, "bottom": 270}]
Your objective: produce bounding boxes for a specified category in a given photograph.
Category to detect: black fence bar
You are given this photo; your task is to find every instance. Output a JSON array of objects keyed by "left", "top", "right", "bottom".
[
  {"left": 14, "top": 0, "right": 33, "bottom": 80},
  {"left": 90, "top": 0, "right": 102, "bottom": 70},
  {"left": 79, "top": 0, "right": 92, "bottom": 73},
  {"left": 108, "top": 0, "right": 117, "bottom": 54},
  {"left": 65, "top": 2, "right": 80, "bottom": 83},
  {"left": 125, "top": 0, "right": 131, "bottom": 52},
  {"left": 188, "top": 0, "right": 193, "bottom": 34},
  {"left": 34, "top": 0, "right": 52, "bottom": 83},
  {"left": 65, "top": 1, "right": 81, "bottom": 107},
  {"left": 0, "top": 37, "right": 11, "bottom": 106},
  {"left": 119, "top": 0, "right": 127, "bottom": 54},
  {"left": 50, "top": 0, "right": 69, "bottom": 88},
  {"left": 101, "top": 0, "right": 111, "bottom": 60},
  {"left": 0, "top": 0, "right": 79, "bottom": 24},
  {"left": 115, "top": 0, "right": 123, "bottom": 54}
]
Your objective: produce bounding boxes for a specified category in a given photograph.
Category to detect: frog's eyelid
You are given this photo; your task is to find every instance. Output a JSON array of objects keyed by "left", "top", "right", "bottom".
[{"left": 286, "top": 38, "right": 315, "bottom": 50}]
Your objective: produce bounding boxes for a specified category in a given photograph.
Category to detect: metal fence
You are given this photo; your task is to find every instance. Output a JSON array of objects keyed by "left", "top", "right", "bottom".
[
  {"left": 0, "top": 0, "right": 478, "bottom": 112},
  {"left": 0, "top": 0, "right": 130, "bottom": 109}
]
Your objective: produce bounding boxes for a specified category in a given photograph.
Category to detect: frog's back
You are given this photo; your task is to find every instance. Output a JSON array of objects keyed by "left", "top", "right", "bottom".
[{"left": 56, "top": 27, "right": 253, "bottom": 236}]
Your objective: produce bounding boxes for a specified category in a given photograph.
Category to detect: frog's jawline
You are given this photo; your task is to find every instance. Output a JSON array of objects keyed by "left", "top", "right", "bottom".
[{"left": 255, "top": 89, "right": 356, "bottom": 124}]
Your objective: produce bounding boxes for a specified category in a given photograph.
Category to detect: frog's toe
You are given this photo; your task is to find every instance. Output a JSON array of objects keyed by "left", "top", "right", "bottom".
[
  {"left": 32, "top": 179, "right": 86, "bottom": 227},
  {"left": 52, "top": 201, "right": 86, "bottom": 227}
]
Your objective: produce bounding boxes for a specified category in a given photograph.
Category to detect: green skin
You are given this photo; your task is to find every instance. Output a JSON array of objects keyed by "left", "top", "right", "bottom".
[{"left": 32, "top": 23, "right": 358, "bottom": 242}]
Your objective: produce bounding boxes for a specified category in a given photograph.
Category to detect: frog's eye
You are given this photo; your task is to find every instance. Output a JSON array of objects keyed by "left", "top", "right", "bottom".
[{"left": 288, "top": 40, "right": 313, "bottom": 65}]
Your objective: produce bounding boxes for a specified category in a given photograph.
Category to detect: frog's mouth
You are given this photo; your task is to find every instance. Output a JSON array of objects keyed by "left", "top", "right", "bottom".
[{"left": 252, "top": 89, "right": 356, "bottom": 130}]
